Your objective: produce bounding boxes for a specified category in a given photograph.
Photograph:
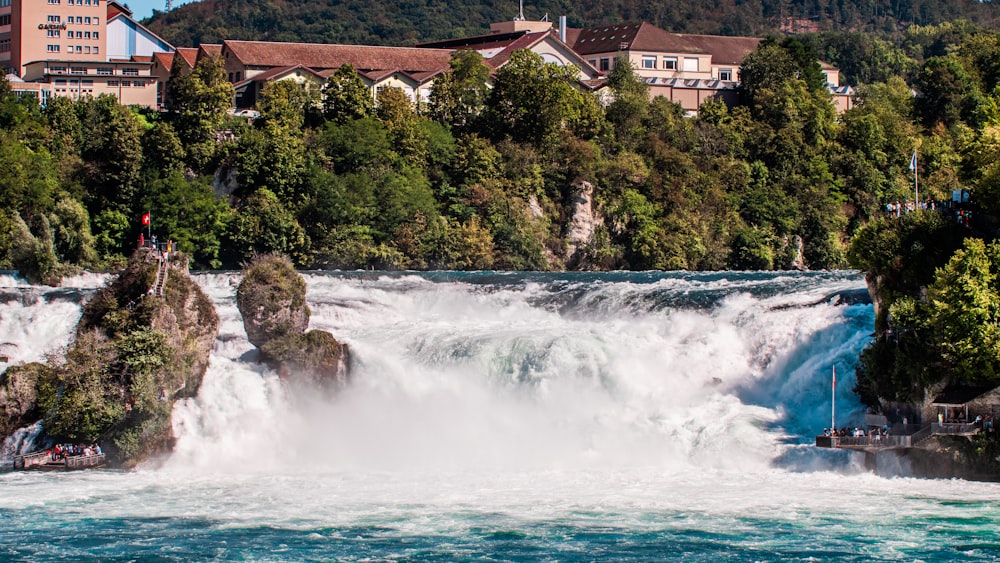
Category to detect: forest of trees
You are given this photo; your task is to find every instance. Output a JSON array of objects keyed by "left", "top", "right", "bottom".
[
  {"left": 143, "top": 0, "right": 1000, "bottom": 53},
  {"left": 1, "top": 22, "right": 999, "bottom": 292}
]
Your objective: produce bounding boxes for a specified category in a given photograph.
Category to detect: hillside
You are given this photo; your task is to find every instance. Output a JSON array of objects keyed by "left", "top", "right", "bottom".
[{"left": 144, "top": 0, "right": 1000, "bottom": 49}]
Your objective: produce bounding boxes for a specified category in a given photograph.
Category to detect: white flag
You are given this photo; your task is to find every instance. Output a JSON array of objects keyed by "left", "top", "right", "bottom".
[{"left": 909, "top": 151, "right": 917, "bottom": 171}]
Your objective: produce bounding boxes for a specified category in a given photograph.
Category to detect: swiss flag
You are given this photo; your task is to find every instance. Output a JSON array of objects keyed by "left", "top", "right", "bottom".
[{"left": 142, "top": 213, "right": 150, "bottom": 226}]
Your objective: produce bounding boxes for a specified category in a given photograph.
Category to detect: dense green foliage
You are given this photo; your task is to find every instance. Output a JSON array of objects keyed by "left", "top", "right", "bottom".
[
  {"left": 143, "top": 0, "right": 1000, "bottom": 52},
  {"left": 2, "top": 24, "right": 1000, "bottom": 279}
]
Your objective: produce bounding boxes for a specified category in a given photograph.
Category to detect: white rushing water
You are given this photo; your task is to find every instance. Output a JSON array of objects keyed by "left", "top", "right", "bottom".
[{"left": 2, "top": 271, "right": 999, "bottom": 561}]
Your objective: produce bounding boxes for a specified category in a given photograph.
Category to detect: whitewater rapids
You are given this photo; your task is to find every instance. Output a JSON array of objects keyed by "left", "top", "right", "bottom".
[{"left": 2, "top": 270, "right": 999, "bottom": 561}]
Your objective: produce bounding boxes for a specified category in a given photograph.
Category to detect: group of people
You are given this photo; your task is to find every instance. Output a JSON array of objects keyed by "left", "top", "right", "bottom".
[
  {"left": 885, "top": 200, "right": 937, "bottom": 216},
  {"left": 49, "top": 443, "right": 103, "bottom": 460},
  {"left": 823, "top": 426, "right": 891, "bottom": 439}
]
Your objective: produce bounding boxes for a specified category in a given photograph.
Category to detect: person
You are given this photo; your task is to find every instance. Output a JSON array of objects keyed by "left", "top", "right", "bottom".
[
  {"left": 151, "top": 234, "right": 157, "bottom": 249},
  {"left": 140, "top": 233, "right": 145, "bottom": 247}
]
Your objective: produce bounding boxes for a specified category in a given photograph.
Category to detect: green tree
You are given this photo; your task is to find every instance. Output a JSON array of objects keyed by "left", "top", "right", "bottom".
[
  {"left": 924, "top": 238, "right": 1000, "bottom": 385},
  {"left": 166, "top": 55, "right": 234, "bottom": 170},
  {"left": 144, "top": 172, "right": 232, "bottom": 269},
  {"left": 482, "top": 49, "right": 594, "bottom": 147},
  {"left": 917, "top": 56, "right": 980, "bottom": 128},
  {"left": 76, "top": 95, "right": 144, "bottom": 215},
  {"left": 321, "top": 64, "right": 373, "bottom": 123},
  {"left": 428, "top": 49, "right": 491, "bottom": 129}
]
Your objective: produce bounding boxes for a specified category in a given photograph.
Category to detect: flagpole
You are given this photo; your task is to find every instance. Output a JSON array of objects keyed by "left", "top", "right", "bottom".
[
  {"left": 832, "top": 365, "right": 836, "bottom": 433},
  {"left": 147, "top": 210, "right": 151, "bottom": 240},
  {"left": 913, "top": 151, "right": 919, "bottom": 208}
]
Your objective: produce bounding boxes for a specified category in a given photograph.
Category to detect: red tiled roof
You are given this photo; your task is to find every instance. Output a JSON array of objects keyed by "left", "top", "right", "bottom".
[
  {"left": 479, "top": 31, "right": 551, "bottom": 69},
  {"left": 223, "top": 40, "right": 454, "bottom": 74},
  {"left": 570, "top": 23, "right": 762, "bottom": 66},
  {"left": 198, "top": 44, "right": 223, "bottom": 60},
  {"left": 130, "top": 55, "right": 154, "bottom": 63},
  {"left": 673, "top": 34, "right": 762, "bottom": 66},
  {"left": 242, "top": 64, "right": 326, "bottom": 85},
  {"left": 176, "top": 47, "right": 198, "bottom": 67},
  {"left": 152, "top": 51, "right": 174, "bottom": 69}
]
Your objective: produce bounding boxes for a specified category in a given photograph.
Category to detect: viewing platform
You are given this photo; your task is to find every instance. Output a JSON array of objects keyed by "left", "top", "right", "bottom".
[
  {"left": 9, "top": 451, "right": 107, "bottom": 471},
  {"left": 816, "top": 422, "right": 982, "bottom": 452}
]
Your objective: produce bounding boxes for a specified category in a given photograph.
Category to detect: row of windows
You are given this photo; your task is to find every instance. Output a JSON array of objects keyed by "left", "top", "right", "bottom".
[
  {"left": 49, "top": 0, "right": 101, "bottom": 4},
  {"left": 46, "top": 15, "right": 100, "bottom": 24},
  {"left": 48, "top": 30, "right": 99, "bottom": 39},
  {"left": 52, "top": 79, "right": 145, "bottom": 88},
  {"left": 46, "top": 45, "right": 100, "bottom": 54},
  {"left": 640, "top": 55, "right": 699, "bottom": 72}
]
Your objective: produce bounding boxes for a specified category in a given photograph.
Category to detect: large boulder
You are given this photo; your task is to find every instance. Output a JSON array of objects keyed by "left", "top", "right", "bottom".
[
  {"left": 237, "top": 254, "right": 350, "bottom": 387},
  {"left": 0, "top": 249, "right": 219, "bottom": 467},
  {"left": 0, "top": 363, "right": 50, "bottom": 439},
  {"left": 236, "top": 254, "right": 309, "bottom": 348}
]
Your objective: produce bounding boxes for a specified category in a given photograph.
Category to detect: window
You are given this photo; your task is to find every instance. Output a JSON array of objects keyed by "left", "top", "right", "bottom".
[
  {"left": 48, "top": 15, "right": 61, "bottom": 23},
  {"left": 123, "top": 67, "right": 138, "bottom": 76},
  {"left": 93, "top": 46, "right": 98, "bottom": 54},
  {"left": 599, "top": 58, "right": 610, "bottom": 71},
  {"left": 49, "top": 65, "right": 66, "bottom": 72},
  {"left": 718, "top": 68, "right": 732, "bottom": 81},
  {"left": 97, "top": 67, "right": 112, "bottom": 75},
  {"left": 0, "top": 0, "right": 10, "bottom": 7},
  {"left": 47, "top": 30, "right": 61, "bottom": 38},
  {"left": 76, "top": 45, "right": 83, "bottom": 53},
  {"left": 121, "top": 81, "right": 131, "bottom": 87},
  {"left": 0, "top": 14, "right": 10, "bottom": 25},
  {"left": 683, "top": 57, "right": 698, "bottom": 72},
  {"left": 641, "top": 56, "right": 656, "bottom": 69},
  {"left": 93, "top": 17, "right": 99, "bottom": 24},
  {"left": 84, "top": 31, "right": 90, "bottom": 39},
  {"left": 234, "top": 72, "right": 241, "bottom": 81},
  {"left": 71, "top": 66, "right": 86, "bottom": 74},
  {"left": 84, "top": 17, "right": 91, "bottom": 24},
  {"left": 84, "top": 46, "right": 91, "bottom": 53},
  {"left": 107, "top": 80, "right": 119, "bottom": 86},
  {"left": 0, "top": 40, "right": 9, "bottom": 54},
  {"left": 93, "top": 32, "right": 99, "bottom": 39},
  {"left": 47, "top": 45, "right": 61, "bottom": 52},
  {"left": 663, "top": 57, "right": 677, "bottom": 70},
  {"left": 48, "top": 0, "right": 60, "bottom": 4},
  {"left": 76, "top": 16, "right": 83, "bottom": 24},
  {"left": 54, "top": 79, "right": 67, "bottom": 84},
  {"left": 82, "top": 79, "right": 93, "bottom": 85},
  {"left": 134, "top": 81, "right": 144, "bottom": 87}
]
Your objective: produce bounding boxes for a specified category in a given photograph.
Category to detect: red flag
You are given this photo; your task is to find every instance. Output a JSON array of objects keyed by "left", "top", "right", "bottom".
[{"left": 142, "top": 213, "right": 150, "bottom": 226}]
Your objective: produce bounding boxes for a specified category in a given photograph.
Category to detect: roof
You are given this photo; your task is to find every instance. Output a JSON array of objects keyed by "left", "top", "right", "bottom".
[
  {"left": 415, "top": 30, "right": 531, "bottom": 50},
  {"left": 572, "top": 22, "right": 700, "bottom": 56},
  {"left": 931, "top": 385, "right": 997, "bottom": 406},
  {"left": 671, "top": 34, "right": 762, "bottom": 66},
  {"left": 233, "top": 64, "right": 327, "bottom": 89},
  {"left": 152, "top": 51, "right": 174, "bottom": 69},
  {"left": 198, "top": 44, "right": 223, "bottom": 60},
  {"left": 176, "top": 48, "right": 198, "bottom": 68},
  {"left": 570, "top": 22, "right": 761, "bottom": 66},
  {"left": 222, "top": 40, "right": 455, "bottom": 74}
]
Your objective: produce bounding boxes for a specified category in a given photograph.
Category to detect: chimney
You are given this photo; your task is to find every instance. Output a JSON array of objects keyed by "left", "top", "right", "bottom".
[{"left": 559, "top": 15, "right": 567, "bottom": 43}]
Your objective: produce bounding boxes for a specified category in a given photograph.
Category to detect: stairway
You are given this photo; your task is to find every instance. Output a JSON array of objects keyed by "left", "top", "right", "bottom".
[{"left": 152, "top": 258, "right": 169, "bottom": 297}]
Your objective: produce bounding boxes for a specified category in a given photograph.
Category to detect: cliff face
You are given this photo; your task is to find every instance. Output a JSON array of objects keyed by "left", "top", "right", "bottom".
[
  {"left": 237, "top": 254, "right": 349, "bottom": 386},
  {"left": 0, "top": 250, "right": 219, "bottom": 467},
  {"left": 872, "top": 434, "right": 1000, "bottom": 482}
]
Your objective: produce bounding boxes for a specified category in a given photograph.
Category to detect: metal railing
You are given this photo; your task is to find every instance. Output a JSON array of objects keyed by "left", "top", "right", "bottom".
[{"left": 65, "top": 453, "right": 106, "bottom": 469}]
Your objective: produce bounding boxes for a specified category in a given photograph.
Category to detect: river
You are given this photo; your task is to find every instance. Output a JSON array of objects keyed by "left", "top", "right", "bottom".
[{"left": 1, "top": 270, "right": 998, "bottom": 561}]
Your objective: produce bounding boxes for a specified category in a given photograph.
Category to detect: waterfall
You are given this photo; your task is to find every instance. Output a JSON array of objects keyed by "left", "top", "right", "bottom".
[{"left": 166, "top": 271, "right": 872, "bottom": 474}]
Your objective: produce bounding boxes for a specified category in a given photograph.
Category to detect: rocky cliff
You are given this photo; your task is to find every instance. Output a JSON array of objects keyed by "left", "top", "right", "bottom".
[
  {"left": 0, "top": 249, "right": 219, "bottom": 467},
  {"left": 237, "top": 254, "right": 349, "bottom": 386}
]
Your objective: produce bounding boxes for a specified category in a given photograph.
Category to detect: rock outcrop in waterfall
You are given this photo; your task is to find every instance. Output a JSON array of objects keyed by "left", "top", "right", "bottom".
[
  {"left": 0, "top": 249, "right": 219, "bottom": 467},
  {"left": 236, "top": 254, "right": 349, "bottom": 386}
]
